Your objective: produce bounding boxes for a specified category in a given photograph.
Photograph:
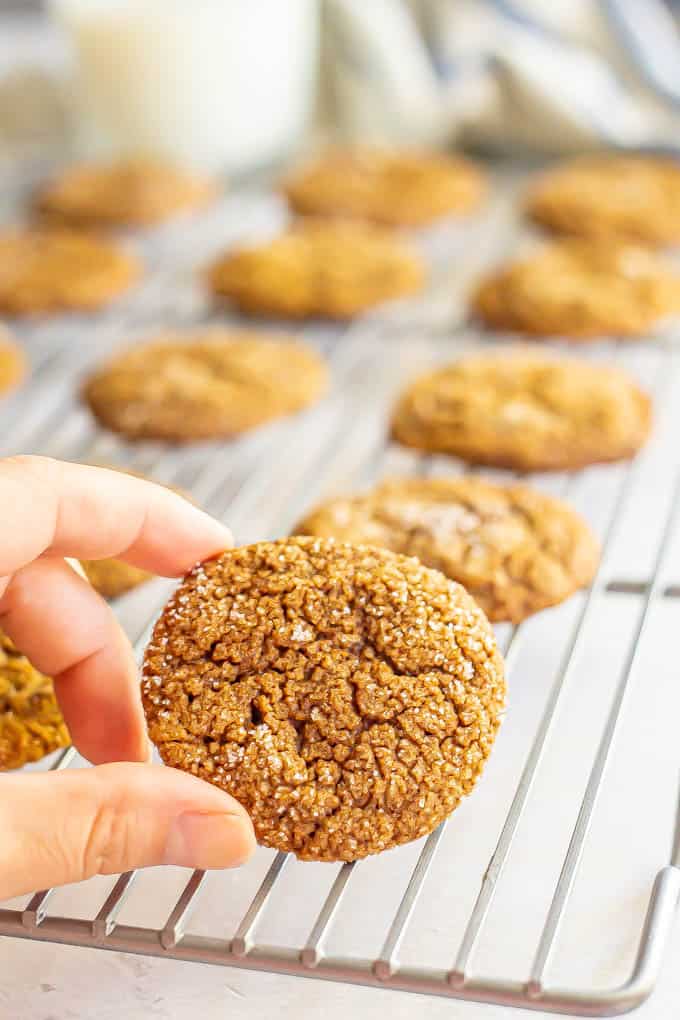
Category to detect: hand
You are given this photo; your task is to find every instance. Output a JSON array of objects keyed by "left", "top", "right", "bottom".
[{"left": 0, "top": 456, "right": 255, "bottom": 900}]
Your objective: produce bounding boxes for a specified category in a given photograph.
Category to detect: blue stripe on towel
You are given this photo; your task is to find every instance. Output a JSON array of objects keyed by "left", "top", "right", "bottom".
[
  {"left": 486, "top": 0, "right": 628, "bottom": 142},
  {"left": 602, "top": 0, "right": 680, "bottom": 108}
]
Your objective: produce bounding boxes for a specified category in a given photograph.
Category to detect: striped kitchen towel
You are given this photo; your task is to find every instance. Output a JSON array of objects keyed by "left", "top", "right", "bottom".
[{"left": 321, "top": 0, "right": 680, "bottom": 152}]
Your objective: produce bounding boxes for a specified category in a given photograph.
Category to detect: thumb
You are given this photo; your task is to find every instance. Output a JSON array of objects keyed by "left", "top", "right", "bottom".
[{"left": 0, "top": 763, "right": 255, "bottom": 899}]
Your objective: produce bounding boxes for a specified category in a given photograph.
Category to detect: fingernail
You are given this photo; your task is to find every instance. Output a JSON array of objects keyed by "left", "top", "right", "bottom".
[
  {"left": 185, "top": 504, "right": 232, "bottom": 546},
  {"left": 163, "top": 812, "right": 254, "bottom": 869}
]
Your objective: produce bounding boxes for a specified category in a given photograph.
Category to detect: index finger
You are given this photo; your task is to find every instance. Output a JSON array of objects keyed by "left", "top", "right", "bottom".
[
  {"left": 0, "top": 457, "right": 232, "bottom": 765},
  {"left": 0, "top": 456, "right": 232, "bottom": 578}
]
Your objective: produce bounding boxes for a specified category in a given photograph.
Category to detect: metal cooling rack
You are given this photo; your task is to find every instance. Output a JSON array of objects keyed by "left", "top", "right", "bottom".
[{"left": 0, "top": 171, "right": 679, "bottom": 1017}]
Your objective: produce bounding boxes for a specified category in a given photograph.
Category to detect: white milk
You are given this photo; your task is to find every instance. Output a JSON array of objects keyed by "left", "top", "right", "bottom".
[{"left": 52, "top": 0, "right": 319, "bottom": 174}]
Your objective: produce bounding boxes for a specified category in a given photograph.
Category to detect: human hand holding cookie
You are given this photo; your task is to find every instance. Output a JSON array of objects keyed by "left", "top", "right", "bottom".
[{"left": 0, "top": 457, "right": 254, "bottom": 900}]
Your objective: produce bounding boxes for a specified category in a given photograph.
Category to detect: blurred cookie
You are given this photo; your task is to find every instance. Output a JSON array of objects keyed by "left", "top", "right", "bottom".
[
  {"left": 206, "top": 220, "right": 425, "bottom": 319},
  {"left": 283, "top": 147, "right": 485, "bottom": 227},
  {"left": 0, "top": 329, "right": 26, "bottom": 395},
  {"left": 472, "top": 240, "right": 680, "bottom": 339},
  {"left": 142, "top": 537, "right": 505, "bottom": 862},
  {"left": 36, "top": 158, "right": 214, "bottom": 228},
  {"left": 0, "top": 229, "right": 140, "bottom": 315},
  {"left": 0, "top": 630, "right": 69, "bottom": 770},
  {"left": 83, "top": 329, "right": 327, "bottom": 441},
  {"left": 80, "top": 557, "right": 153, "bottom": 600},
  {"left": 296, "top": 476, "right": 599, "bottom": 623},
  {"left": 526, "top": 156, "right": 680, "bottom": 246},
  {"left": 391, "top": 351, "right": 652, "bottom": 472}
]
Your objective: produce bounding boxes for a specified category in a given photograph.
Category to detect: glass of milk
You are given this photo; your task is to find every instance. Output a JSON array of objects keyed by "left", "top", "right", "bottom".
[{"left": 51, "top": 0, "right": 319, "bottom": 175}]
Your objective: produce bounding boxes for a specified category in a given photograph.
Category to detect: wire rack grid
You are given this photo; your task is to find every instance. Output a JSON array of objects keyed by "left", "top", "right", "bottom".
[{"left": 0, "top": 170, "right": 679, "bottom": 1017}]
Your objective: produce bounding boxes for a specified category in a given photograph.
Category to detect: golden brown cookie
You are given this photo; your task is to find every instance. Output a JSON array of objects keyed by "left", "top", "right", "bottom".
[
  {"left": 283, "top": 147, "right": 485, "bottom": 227},
  {"left": 0, "top": 630, "right": 69, "bottom": 770},
  {"left": 0, "top": 229, "right": 140, "bottom": 315},
  {"left": 472, "top": 239, "right": 680, "bottom": 339},
  {"left": 0, "top": 329, "right": 27, "bottom": 395},
  {"left": 391, "top": 351, "right": 652, "bottom": 472},
  {"left": 206, "top": 220, "right": 425, "bottom": 319},
  {"left": 36, "top": 158, "right": 214, "bottom": 228},
  {"left": 526, "top": 156, "right": 680, "bottom": 246},
  {"left": 142, "top": 537, "right": 505, "bottom": 862},
  {"left": 296, "top": 477, "right": 599, "bottom": 623},
  {"left": 82, "top": 329, "right": 328, "bottom": 441}
]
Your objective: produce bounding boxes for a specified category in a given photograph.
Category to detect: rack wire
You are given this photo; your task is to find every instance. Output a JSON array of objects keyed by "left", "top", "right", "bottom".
[{"left": 0, "top": 172, "right": 679, "bottom": 1017}]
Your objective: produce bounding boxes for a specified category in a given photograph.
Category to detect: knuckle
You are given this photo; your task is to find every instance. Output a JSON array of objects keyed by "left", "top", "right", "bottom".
[
  {"left": 80, "top": 799, "right": 133, "bottom": 879},
  {"left": 1, "top": 454, "right": 59, "bottom": 480}
]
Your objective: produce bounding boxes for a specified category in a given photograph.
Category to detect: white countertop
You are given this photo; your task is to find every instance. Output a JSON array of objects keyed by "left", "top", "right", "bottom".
[{"left": 1, "top": 929, "right": 679, "bottom": 1020}]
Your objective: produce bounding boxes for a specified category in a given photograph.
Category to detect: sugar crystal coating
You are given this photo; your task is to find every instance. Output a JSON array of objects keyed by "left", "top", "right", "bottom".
[
  {"left": 296, "top": 477, "right": 600, "bottom": 623},
  {"left": 142, "top": 537, "right": 505, "bottom": 862}
]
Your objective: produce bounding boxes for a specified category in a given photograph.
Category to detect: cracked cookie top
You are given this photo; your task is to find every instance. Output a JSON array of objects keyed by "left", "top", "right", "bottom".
[
  {"left": 526, "top": 156, "right": 680, "bottom": 247},
  {"left": 295, "top": 477, "right": 599, "bottom": 623},
  {"left": 391, "top": 350, "right": 652, "bottom": 472},
  {"left": 142, "top": 537, "right": 505, "bottom": 862},
  {"left": 0, "top": 630, "right": 69, "bottom": 770},
  {"left": 283, "top": 147, "right": 485, "bottom": 227},
  {"left": 472, "top": 239, "right": 680, "bottom": 339},
  {"left": 206, "top": 220, "right": 425, "bottom": 320}
]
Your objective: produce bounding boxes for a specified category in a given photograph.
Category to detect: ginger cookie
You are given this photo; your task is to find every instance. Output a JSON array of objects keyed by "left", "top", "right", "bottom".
[
  {"left": 36, "top": 157, "right": 214, "bottom": 229},
  {"left": 82, "top": 329, "right": 328, "bottom": 441},
  {"left": 0, "top": 229, "right": 140, "bottom": 315},
  {"left": 526, "top": 156, "right": 680, "bottom": 247},
  {"left": 206, "top": 220, "right": 425, "bottom": 320},
  {"left": 283, "top": 147, "right": 485, "bottom": 227},
  {"left": 142, "top": 537, "right": 505, "bottom": 862},
  {"left": 0, "top": 330, "right": 26, "bottom": 395},
  {"left": 391, "top": 351, "right": 652, "bottom": 472},
  {"left": 296, "top": 477, "right": 599, "bottom": 623},
  {"left": 472, "top": 240, "right": 680, "bottom": 339},
  {"left": 0, "top": 630, "right": 69, "bottom": 770}
]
